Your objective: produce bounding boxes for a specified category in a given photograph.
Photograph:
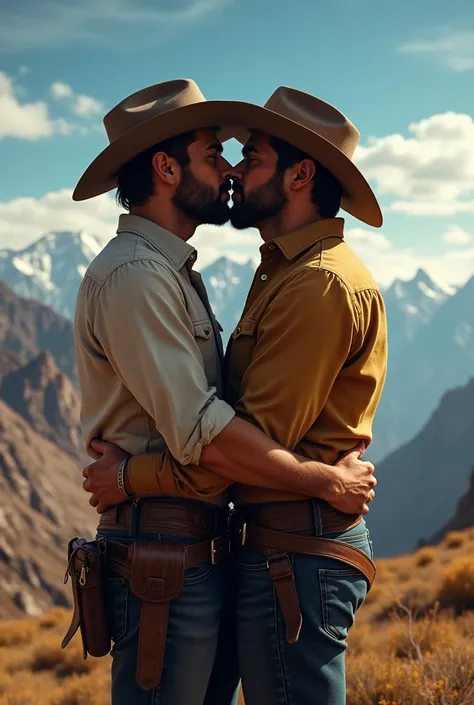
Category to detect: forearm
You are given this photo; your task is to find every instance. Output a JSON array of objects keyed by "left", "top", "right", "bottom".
[
  {"left": 127, "top": 415, "right": 334, "bottom": 499},
  {"left": 199, "top": 416, "right": 332, "bottom": 497}
]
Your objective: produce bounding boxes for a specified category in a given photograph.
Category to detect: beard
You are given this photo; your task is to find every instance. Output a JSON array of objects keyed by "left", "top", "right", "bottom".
[
  {"left": 172, "top": 166, "right": 230, "bottom": 225},
  {"left": 230, "top": 171, "right": 288, "bottom": 230}
]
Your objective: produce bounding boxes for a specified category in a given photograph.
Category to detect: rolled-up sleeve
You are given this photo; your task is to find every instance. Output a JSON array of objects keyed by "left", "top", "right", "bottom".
[{"left": 94, "top": 259, "right": 235, "bottom": 465}]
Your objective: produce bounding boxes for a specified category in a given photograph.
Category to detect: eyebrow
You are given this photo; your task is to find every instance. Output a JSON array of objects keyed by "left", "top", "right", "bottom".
[
  {"left": 206, "top": 142, "right": 223, "bottom": 153},
  {"left": 242, "top": 144, "right": 260, "bottom": 157}
]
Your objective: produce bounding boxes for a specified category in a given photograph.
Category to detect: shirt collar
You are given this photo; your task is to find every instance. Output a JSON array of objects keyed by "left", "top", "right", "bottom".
[
  {"left": 268, "top": 217, "right": 345, "bottom": 260},
  {"left": 117, "top": 213, "right": 197, "bottom": 271}
]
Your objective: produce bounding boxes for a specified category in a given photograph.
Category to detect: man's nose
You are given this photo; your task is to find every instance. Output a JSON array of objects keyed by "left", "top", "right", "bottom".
[{"left": 223, "top": 161, "right": 244, "bottom": 182}]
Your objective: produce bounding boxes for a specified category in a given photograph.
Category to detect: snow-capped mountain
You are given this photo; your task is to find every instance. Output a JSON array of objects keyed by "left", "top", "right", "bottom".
[
  {"left": 0, "top": 231, "right": 105, "bottom": 319},
  {"left": 382, "top": 268, "right": 454, "bottom": 358},
  {"left": 370, "top": 273, "right": 474, "bottom": 462},
  {"left": 0, "top": 231, "right": 255, "bottom": 345},
  {"left": 201, "top": 256, "right": 256, "bottom": 343}
]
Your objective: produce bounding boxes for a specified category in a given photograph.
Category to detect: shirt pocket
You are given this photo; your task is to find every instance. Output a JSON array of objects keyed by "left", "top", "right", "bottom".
[
  {"left": 193, "top": 320, "right": 217, "bottom": 386},
  {"left": 230, "top": 319, "right": 258, "bottom": 379}
]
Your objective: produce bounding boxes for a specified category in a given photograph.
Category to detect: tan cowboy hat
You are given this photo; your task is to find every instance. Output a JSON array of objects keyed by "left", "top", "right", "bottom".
[
  {"left": 72, "top": 78, "right": 243, "bottom": 201},
  {"left": 224, "top": 87, "right": 383, "bottom": 228}
]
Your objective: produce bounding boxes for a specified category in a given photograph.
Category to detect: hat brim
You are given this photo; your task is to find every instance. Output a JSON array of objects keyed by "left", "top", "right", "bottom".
[
  {"left": 73, "top": 100, "right": 246, "bottom": 202},
  {"left": 220, "top": 103, "right": 382, "bottom": 228},
  {"left": 73, "top": 99, "right": 382, "bottom": 229}
]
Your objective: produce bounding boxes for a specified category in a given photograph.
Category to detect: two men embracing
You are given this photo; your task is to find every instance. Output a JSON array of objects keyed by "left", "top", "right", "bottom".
[{"left": 68, "top": 78, "right": 387, "bottom": 705}]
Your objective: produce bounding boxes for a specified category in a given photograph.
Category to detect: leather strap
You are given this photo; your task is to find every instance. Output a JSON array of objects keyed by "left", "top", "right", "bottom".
[
  {"left": 105, "top": 535, "right": 230, "bottom": 691},
  {"left": 267, "top": 552, "right": 302, "bottom": 643},
  {"left": 236, "top": 520, "right": 376, "bottom": 645},
  {"left": 240, "top": 522, "right": 376, "bottom": 587},
  {"left": 130, "top": 542, "right": 185, "bottom": 690},
  {"left": 99, "top": 500, "right": 229, "bottom": 540}
]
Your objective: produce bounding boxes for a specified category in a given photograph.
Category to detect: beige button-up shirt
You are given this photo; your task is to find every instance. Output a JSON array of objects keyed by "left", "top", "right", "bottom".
[{"left": 74, "top": 214, "right": 235, "bottom": 503}]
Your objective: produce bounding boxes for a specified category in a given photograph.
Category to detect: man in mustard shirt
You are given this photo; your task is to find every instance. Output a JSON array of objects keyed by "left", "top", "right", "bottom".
[{"left": 75, "top": 79, "right": 378, "bottom": 705}]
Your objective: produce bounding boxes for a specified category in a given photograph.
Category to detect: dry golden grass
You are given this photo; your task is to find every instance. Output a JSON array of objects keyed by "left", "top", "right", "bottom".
[{"left": 0, "top": 528, "right": 473, "bottom": 704}]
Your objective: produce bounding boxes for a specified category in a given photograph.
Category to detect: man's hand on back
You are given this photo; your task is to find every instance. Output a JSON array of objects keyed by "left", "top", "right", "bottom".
[
  {"left": 82, "top": 439, "right": 131, "bottom": 514},
  {"left": 318, "top": 441, "right": 376, "bottom": 515}
]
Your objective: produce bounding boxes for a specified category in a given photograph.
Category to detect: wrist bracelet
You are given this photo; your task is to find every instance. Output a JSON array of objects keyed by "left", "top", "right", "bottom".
[{"left": 117, "top": 458, "right": 133, "bottom": 498}]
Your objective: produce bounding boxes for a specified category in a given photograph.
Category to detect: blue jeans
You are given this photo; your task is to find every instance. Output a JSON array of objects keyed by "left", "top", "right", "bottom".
[
  {"left": 98, "top": 529, "right": 234, "bottom": 705},
  {"left": 237, "top": 517, "right": 373, "bottom": 705}
]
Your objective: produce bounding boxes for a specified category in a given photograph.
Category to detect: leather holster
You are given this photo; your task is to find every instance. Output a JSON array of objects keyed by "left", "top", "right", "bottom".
[{"left": 128, "top": 541, "right": 185, "bottom": 690}]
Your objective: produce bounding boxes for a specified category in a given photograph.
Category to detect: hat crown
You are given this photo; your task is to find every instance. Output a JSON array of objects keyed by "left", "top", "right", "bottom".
[
  {"left": 264, "top": 86, "right": 360, "bottom": 159},
  {"left": 104, "top": 79, "right": 206, "bottom": 143}
]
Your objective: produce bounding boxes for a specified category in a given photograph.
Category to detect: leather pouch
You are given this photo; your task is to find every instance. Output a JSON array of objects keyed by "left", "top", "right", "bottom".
[{"left": 61, "top": 537, "right": 111, "bottom": 659}]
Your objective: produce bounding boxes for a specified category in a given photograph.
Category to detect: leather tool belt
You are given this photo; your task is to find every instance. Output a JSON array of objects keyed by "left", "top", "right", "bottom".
[
  {"left": 62, "top": 500, "right": 231, "bottom": 692},
  {"left": 233, "top": 500, "right": 376, "bottom": 644}
]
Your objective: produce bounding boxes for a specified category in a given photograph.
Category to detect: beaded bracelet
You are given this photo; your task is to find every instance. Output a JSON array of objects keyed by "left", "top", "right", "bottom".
[{"left": 117, "top": 458, "right": 133, "bottom": 498}]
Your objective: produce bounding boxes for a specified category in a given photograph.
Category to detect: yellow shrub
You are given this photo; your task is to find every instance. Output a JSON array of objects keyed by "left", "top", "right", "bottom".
[
  {"left": 443, "top": 531, "right": 467, "bottom": 549},
  {"left": 0, "top": 621, "right": 37, "bottom": 647},
  {"left": 38, "top": 609, "right": 69, "bottom": 631},
  {"left": 48, "top": 672, "right": 109, "bottom": 705},
  {"left": 31, "top": 636, "right": 100, "bottom": 678},
  {"left": 438, "top": 556, "right": 474, "bottom": 614},
  {"left": 0, "top": 673, "right": 12, "bottom": 695},
  {"left": 415, "top": 547, "right": 436, "bottom": 567}
]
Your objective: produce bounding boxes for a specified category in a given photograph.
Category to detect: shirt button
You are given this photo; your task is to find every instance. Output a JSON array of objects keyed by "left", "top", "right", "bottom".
[
  {"left": 236, "top": 325, "right": 241, "bottom": 334},
  {"left": 268, "top": 244, "right": 276, "bottom": 251},
  {"left": 260, "top": 273, "right": 268, "bottom": 281},
  {"left": 204, "top": 327, "right": 210, "bottom": 335}
]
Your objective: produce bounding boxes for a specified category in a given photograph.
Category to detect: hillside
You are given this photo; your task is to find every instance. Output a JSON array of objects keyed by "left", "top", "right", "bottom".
[
  {"left": 0, "top": 528, "right": 473, "bottom": 704},
  {"left": 367, "top": 376, "right": 474, "bottom": 557}
]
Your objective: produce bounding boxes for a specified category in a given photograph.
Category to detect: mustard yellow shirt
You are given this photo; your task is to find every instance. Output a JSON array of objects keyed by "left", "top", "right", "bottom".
[{"left": 126, "top": 218, "right": 388, "bottom": 503}]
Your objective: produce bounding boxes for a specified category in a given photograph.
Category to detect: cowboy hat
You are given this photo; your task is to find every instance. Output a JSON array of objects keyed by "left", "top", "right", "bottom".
[
  {"left": 224, "top": 86, "right": 383, "bottom": 228},
  {"left": 73, "top": 78, "right": 243, "bottom": 201}
]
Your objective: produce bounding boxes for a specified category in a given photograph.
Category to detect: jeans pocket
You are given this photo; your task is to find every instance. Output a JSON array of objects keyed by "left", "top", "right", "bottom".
[
  {"left": 183, "top": 562, "right": 215, "bottom": 586},
  {"left": 319, "top": 568, "right": 368, "bottom": 641},
  {"left": 104, "top": 573, "right": 128, "bottom": 643}
]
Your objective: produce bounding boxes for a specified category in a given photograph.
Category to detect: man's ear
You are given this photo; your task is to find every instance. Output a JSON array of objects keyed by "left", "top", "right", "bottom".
[
  {"left": 291, "top": 158, "right": 316, "bottom": 190},
  {"left": 152, "top": 152, "right": 179, "bottom": 185}
]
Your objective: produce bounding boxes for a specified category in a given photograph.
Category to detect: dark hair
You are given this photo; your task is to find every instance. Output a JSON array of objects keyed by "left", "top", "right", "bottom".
[
  {"left": 115, "top": 131, "right": 196, "bottom": 211},
  {"left": 269, "top": 136, "right": 342, "bottom": 218}
]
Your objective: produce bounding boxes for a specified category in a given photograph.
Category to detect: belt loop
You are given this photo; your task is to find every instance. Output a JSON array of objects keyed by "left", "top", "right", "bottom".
[
  {"left": 129, "top": 498, "right": 141, "bottom": 538},
  {"left": 310, "top": 499, "right": 323, "bottom": 537}
]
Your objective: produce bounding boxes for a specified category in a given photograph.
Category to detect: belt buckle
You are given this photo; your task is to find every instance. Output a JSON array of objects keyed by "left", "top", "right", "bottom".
[
  {"left": 211, "top": 537, "right": 218, "bottom": 565},
  {"left": 240, "top": 521, "right": 247, "bottom": 546}
]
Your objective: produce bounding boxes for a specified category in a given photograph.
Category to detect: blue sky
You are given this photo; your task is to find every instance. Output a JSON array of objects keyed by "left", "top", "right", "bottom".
[{"left": 1, "top": 0, "right": 474, "bottom": 287}]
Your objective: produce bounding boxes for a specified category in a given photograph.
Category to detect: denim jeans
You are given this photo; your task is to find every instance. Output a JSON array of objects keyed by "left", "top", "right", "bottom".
[
  {"left": 237, "top": 516, "right": 373, "bottom": 705},
  {"left": 98, "top": 528, "right": 233, "bottom": 705}
]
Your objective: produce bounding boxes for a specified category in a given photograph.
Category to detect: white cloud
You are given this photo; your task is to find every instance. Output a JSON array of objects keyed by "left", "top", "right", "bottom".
[
  {"left": 0, "top": 0, "right": 232, "bottom": 53},
  {"left": 51, "top": 81, "right": 103, "bottom": 118},
  {"left": 356, "top": 112, "right": 474, "bottom": 216},
  {"left": 50, "top": 82, "right": 74, "bottom": 100},
  {"left": 346, "top": 228, "right": 474, "bottom": 289},
  {"left": 399, "top": 28, "right": 474, "bottom": 71},
  {"left": 0, "top": 71, "right": 55, "bottom": 140},
  {"left": 0, "top": 190, "right": 120, "bottom": 250},
  {"left": 0, "top": 72, "right": 103, "bottom": 140},
  {"left": 2, "top": 186, "right": 474, "bottom": 291},
  {"left": 0, "top": 189, "right": 260, "bottom": 269},
  {"left": 442, "top": 225, "right": 472, "bottom": 247}
]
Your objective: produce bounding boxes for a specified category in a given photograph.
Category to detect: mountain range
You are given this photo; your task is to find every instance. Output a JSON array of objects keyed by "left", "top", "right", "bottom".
[
  {"left": 2, "top": 230, "right": 467, "bottom": 462},
  {"left": 1, "top": 230, "right": 474, "bottom": 581}
]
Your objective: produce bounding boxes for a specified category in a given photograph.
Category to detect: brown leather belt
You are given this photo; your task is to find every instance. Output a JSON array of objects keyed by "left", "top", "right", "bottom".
[
  {"left": 104, "top": 534, "right": 230, "bottom": 691},
  {"left": 237, "top": 499, "right": 362, "bottom": 535},
  {"left": 99, "top": 498, "right": 229, "bottom": 540},
  {"left": 234, "top": 500, "right": 376, "bottom": 644}
]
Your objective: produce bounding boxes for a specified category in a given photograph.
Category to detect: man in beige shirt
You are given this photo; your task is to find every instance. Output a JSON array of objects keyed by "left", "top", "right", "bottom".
[{"left": 74, "top": 79, "right": 376, "bottom": 705}]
